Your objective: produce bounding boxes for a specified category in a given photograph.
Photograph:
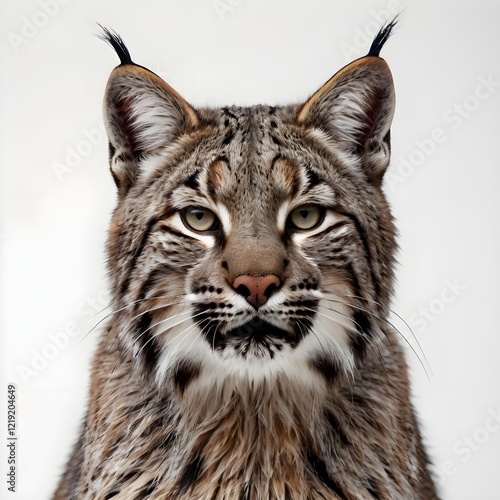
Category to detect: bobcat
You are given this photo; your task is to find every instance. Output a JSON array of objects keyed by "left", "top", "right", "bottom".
[{"left": 54, "top": 20, "right": 439, "bottom": 500}]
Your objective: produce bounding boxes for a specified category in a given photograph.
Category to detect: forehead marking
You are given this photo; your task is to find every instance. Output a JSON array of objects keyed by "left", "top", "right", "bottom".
[
  {"left": 206, "top": 158, "right": 230, "bottom": 194},
  {"left": 272, "top": 157, "right": 302, "bottom": 198}
]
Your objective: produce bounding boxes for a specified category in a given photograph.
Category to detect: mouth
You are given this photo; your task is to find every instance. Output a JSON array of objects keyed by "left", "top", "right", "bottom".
[{"left": 202, "top": 317, "right": 309, "bottom": 357}]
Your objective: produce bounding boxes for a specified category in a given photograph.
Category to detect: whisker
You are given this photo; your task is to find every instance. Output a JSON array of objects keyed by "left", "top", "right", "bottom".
[
  {"left": 312, "top": 305, "right": 359, "bottom": 335},
  {"left": 299, "top": 305, "right": 364, "bottom": 355},
  {"left": 80, "top": 294, "right": 188, "bottom": 343},
  {"left": 183, "top": 318, "right": 209, "bottom": 354},
  {"left": 103, "top": 305, "right": 210, "bottom": 387},
  {"left": 314, "top": 305, "right": 374, "bottom": 350},
  {"left": 343, "top": 293, "right": 432, "bottom": 377},
  {"left": 131, "top": 308, "right": 207, "bottom": 356},
  {"left": 167, "top": 317, "right": 212, "bottom": 365},
  {"left": 103, "top": 315, "right": 202, "bottom": 391},
  {"left": 319, "top": 285, "right": 429, "bottom": 370},
  {"left": 212, "top": 319, "right": 223, "bottom": 353},
  {"left": 297, "top": 318, "right": 326, "bottom": 354},
  {"left": 91, "top": 291, "right": 189, "bottom": 321},
  {"left": 135, "top": 316, "right": 203, "bottom": 361},
  {"left": 103, "top": 300, "right": 188, "bottom": 357},
  {"left": 307, "top": 305, "right": 390, "bottom": 383},
  {"left": 323, "top": 289, "right": 424, "bottom": 350},
  {"left": 318, "top": 297, "right": 432, "bottom": 380}
]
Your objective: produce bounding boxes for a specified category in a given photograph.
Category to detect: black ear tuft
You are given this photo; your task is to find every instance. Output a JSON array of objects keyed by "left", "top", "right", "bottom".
[
  {"left": 366, "top": 16, "right": 399, "bottom": 57},
  {"left": 96, "top": 24, "right": 133, "bottom": 65}
]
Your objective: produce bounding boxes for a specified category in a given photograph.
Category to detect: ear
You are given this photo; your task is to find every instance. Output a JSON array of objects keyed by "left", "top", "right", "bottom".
[
  {"left": 297, "top": 32, "right": 396, "bottom": 186},
  {"left": 100, "top": 29, "right": 199, "bottom": 194}
]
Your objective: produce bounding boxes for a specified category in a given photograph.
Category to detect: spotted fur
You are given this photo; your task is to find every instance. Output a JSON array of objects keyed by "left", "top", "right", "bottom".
[{"left": 54, "top": 21, "right": 439, "bottom": 500}]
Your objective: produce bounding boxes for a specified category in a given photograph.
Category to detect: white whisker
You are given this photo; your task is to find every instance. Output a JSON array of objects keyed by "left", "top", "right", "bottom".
[{"left": 319, "top": 295, "right": 432, "bottom": 380}]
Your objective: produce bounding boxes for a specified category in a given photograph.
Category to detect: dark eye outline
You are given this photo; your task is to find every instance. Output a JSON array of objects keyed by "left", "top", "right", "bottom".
[
  {"left": 286, "top": 204, "right": 325, "bottom": 231},
  {"left": 180, "top": 206, "right": 221, "bottom": 233}
]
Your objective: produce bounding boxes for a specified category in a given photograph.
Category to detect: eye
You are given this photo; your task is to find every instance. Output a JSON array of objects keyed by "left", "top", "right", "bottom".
[
  {"left": 287, "top": 204, "right": 324, "bottom": 230},
  {"left": 181, "top": 206, "right": 219, "bottom": 232}
]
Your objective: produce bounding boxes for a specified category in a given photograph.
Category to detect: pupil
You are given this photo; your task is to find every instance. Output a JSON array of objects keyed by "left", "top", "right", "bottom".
[
  {"left": 300, "top": 210, "right": 309, "bottom": 219},
  {"left": 195, "top": 211, "right": 204, "bottom": 220}
]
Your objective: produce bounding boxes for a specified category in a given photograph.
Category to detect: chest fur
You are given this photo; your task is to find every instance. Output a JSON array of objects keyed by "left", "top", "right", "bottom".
[{"left": 74, "top": 334, "right": 419, "bottom": 500}]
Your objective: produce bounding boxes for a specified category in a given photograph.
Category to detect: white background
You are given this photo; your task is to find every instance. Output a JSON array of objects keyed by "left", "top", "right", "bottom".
[{"left": 1, "top": 1, "right": 499, "bottom": 499}]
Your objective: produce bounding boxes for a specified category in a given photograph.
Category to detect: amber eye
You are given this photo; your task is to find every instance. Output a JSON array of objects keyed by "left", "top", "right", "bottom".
[
  {"left": 288, "top": 204, "right": 324, "bottom": 230},
  {"left": 181, "top": 206, "right": 219, "bottom": 232}
]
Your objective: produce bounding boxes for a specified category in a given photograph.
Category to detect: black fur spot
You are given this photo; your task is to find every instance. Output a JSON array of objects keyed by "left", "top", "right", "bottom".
[
  {"left": 351, "top": 309, "right": 372, "bottom": 359},
  {"left": 307, "top": 454, "right": 348, "bottom": 499},
  {"left": 223, "top": 131, "right": 235, "bottom": 145},
  {"left": 304, "top": 165, "right": 323, "bottom": 187},
  {"left": 270, "top": 134, "right": 281, "bottom": 146},
  {"left": 210, "top": 480, "right": 222, "bottom": 500},
  {"left": 184, "top": 171, "right": 200, "bottom": 190},
  {"left": 324, "top": 411, "right": 350, "bottom": 446},
  {"left": 309, "top": 356, "right": 339, "bottom": 383},
  {"left": 116, "top": 470, "right": 140, "bottom": 486},
  {"left": 221, "top": 107, "right": 237, "bottom": 120},
  {"left": 239, "top": 490, "right": 250, "bottom": 500},
  {"left": 173, "top": 360, "right": 201, "bottom": 395},
  {"left": 366, "top": 477, "right": 382, "bottom": 499},
  {"left": 179, "top": 455, "right": 204, "bottom": 492},
  {"left": 135, "top": 312, "right": 160, "bottom": 372},
  {"left": 142, "top": 482, "right": 157, "bottom": 496}
]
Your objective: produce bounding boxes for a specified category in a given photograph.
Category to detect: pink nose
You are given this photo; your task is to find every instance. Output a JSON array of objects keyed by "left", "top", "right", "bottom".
[{"left": 233, "top": 274, "right": 281, "bottom": 309}]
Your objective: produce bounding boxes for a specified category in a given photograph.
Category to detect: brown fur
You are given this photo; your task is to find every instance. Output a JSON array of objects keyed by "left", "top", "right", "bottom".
[{"left": 54, "top": 23, "right": 439, "bottom": 499}]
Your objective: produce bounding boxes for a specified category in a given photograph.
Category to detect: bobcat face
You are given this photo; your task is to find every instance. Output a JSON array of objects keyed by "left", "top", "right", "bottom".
[
  {"left": 159, "top": 107, "right": 356, "bottom": 380},
  {"left": 101, "top": 27, "right": 397, "bottom": 389}
]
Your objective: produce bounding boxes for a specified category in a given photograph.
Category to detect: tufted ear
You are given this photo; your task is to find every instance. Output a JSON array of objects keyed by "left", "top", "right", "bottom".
[
  {"left": 99, "top": 27, "right": 199, "bottom": 194},
  {"left": 297, "top": 22, "right": 396, "bottom": 186}
]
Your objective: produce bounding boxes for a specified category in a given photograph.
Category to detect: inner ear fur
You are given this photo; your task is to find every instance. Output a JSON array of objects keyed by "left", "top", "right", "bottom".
[
  {"left": 297, "top": 56, "right": 395, "bottom": 186},
  {"left": 103, "top": 64, "right": 199, "bottom": 194}
]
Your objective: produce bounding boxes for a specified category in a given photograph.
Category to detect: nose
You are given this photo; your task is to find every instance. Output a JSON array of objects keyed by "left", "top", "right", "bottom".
[{"left": 232, "top": 274, "right": 281, "bottom": 309}]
